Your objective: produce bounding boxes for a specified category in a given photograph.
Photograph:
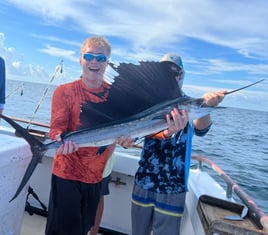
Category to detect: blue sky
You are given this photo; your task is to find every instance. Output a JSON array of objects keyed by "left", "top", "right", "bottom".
[{"left": 0, "top": 0, "right": 268, "bottom": 112}]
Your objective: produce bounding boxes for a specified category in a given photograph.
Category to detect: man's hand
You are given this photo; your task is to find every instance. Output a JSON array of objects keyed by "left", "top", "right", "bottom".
[
  {"left": 55, "top": 134, "right": 79, "bottom": 155},
  {"left": 202, "top": 90, "right": 226, "bottom": 107},
  {"left": 164, "top": 108, "right": 188, "bottom": 137},
  {"left": 116, "top": 136, "right": 134, "bottom": 149}
]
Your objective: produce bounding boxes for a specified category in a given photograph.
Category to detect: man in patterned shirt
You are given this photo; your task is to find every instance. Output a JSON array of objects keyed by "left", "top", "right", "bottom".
[{"left": 131, "top": 53, "right": 226, "bottom": 235}]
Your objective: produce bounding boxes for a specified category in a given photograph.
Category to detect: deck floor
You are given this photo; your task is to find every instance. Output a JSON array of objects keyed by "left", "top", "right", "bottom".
[
  {"left": 21, "top": 212, "right": 46, "bottom": 235},
  {"left": 20, "top": 212, "right": 102, "bottom": 235}
]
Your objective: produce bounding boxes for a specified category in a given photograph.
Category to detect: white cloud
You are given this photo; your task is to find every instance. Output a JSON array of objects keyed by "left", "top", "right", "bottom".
[
  {"left": 4, "top": 0, "right": 268, "bottom": 59},
  {"left": 1, "top": 0, "right": 268, "bottom": 110},
  {"left": 0, "top": 33, "right": 56, "bottom": 83},
  {"left": 38, "top": 45, "right": 78, "bottom": 62},
  {"left": 31, "top": 34, "right": 81, "bottom": 47}
]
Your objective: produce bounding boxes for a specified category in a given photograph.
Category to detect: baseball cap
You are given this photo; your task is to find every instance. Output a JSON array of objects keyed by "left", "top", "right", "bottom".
[
  {"left": 160, "top": 53, "right": 184, "bottom": 70},
  {"left": 160, "top": 53, "right": 185, "bottom": 89}
]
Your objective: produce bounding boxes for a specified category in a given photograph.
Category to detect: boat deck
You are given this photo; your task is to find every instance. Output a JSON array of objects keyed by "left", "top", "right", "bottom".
[
  {"left": 21, "top": 212, "right": 46, "bottom": 235},
  {"left": 20, "top": 212, "right": 102, "bottom": 235}
]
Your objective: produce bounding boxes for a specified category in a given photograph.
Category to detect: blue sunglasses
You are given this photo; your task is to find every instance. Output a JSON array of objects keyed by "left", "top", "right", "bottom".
[{"left": 83, "top": 53, "right": 107, "bottom": 62}]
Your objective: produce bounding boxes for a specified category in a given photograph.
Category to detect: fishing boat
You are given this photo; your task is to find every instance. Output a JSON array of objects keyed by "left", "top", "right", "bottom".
[{"left": 1, "top": 119, "right": 268, "bottom": 235}]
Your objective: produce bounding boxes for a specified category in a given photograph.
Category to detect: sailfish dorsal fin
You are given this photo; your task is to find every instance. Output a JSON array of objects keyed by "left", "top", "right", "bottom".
[{"left": 79, "top": 61, "right": 183, "bottom": 127}]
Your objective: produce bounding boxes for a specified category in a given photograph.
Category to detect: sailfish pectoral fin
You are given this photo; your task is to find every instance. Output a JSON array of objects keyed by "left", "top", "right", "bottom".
[{"left": 9, "top": 153, "right": 42, "bottom": 202}]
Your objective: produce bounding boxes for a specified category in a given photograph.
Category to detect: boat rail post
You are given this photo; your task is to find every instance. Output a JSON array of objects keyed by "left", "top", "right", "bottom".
[
  {"left": 196, "top": 158, "right": 203, "bottom": 170},
  {"left": 225, "top": 182, "right": 233, "bottom": 199}
]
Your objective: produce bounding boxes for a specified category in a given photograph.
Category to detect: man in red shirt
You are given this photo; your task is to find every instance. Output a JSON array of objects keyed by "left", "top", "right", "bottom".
[{"left": 45, "top": 36, "right": 131, "bottom": 235}]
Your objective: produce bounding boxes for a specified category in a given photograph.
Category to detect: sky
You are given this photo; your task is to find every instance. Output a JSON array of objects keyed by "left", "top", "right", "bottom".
[{"left": 0, "top": 0, "right": 268, "bottom": 112}]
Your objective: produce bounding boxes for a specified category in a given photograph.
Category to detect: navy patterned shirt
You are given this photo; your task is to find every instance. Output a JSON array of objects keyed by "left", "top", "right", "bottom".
[{"left": 134, "top": 123, "right": 210, "bottom": 194}]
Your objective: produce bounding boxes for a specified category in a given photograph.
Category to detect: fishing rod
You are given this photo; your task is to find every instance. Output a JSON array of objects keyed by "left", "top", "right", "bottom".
[
  {"left": 26, "top": 60, "right": 63, "bottom": 130},
  {"left": 5, "top": 83, "right": 24, "bottom": 99},
  {"left": 225, "top": 79, "right": 266, "bottom": 95}
]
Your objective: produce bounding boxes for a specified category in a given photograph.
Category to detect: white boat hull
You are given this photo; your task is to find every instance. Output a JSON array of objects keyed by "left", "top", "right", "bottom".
[
  {"left": 23, "top": 149, "right": 228, "bottom": 235},
  {"left": 0, "top": 126, "right": 32, "bottom": 235}
]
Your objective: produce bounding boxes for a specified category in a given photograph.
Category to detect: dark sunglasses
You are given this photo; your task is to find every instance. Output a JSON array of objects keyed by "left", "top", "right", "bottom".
[
  {"left": 170, "top": 64, "right": 183, "bottom": 77},
  {"left": 83, "top": 53, "right": 107, "bottom": 62},
  {"left": 173, "top": 70, "right": 184, "bottom": 77}
]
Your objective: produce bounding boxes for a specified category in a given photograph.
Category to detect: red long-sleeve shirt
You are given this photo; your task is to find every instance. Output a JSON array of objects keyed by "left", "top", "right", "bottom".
[{"left": 50, "top": 78, "right": 116, "bottom": 183}]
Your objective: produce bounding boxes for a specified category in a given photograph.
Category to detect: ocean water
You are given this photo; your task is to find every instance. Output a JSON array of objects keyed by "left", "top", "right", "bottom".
[{"left": 3, "top": 79, "right": 268, "bottom": 215}]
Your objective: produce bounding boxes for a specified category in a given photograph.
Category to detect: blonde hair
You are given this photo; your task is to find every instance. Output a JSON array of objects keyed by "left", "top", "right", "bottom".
[{"left": 80, "top": 36, "right": 112, "bottom": 57}]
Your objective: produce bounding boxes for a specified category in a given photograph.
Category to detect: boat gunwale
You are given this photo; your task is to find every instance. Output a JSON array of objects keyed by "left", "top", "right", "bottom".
[{"left": 192, "top": 155, "right": 268, "bottom": 232}]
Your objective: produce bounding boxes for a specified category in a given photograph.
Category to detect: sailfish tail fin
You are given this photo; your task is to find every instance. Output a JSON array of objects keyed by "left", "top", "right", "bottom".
[
  {"left": 9, "top": 154, "right": 41, "bottom": 202},
  {"left": 0, "top": 113, "right": 46, "bottom": 202}
]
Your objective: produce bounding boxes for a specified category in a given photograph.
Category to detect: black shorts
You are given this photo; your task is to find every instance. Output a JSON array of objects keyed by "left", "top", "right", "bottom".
[
  {"left": 45, "top": 174, "right": 101, "bottom": 235},
  {"left": 100, "top": 174, "right": 111, "bottom": 196}
]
